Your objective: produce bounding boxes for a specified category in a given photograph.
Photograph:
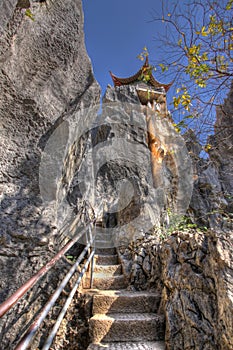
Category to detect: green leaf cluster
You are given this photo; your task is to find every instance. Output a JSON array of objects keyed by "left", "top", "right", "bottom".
[
  {"left": 25, "top": 8, "right": 35, "bottom": 21},
  {"left": 137, "top": 46, "right": 149, "bottom": 61},
  {"left": 154, "top": 0, "right": 233, "bottom": 129},
  {"left": 173, "top": 86, "right": 191, "bottom": 111},
  {"left": 159, "top": 213, "right": 198, "bottom": 240},
  {"left": 137, "top": 48, "right": 157, "bottom": 84},
  {"left": 16, "top": 0, "right": 35, "bottom": 21},
  {"left": 159, "top": 63, "right": 168, "bottom": 72}
]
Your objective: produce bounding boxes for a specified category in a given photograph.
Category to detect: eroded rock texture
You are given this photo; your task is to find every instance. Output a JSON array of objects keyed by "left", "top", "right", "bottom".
[
  {"left": 0, "top": 0, "right": 100, "bottom": 347},
  {"left": 118, "top": 233, "right": 163, "bottom": 292},
  {"left": 188, "top": 83, "right": 233, "bottom": 230},
  {"left": 210, "top": 84, "right": 233, "bottom": 198},
  {"left": 109, "top": 83, "right": 233, "bottom": 350},
  {"left": 159, "top": 84, "right": 233, "bottom": 350},
  {"left": 100, "top": 85, "right": 193, "bottom": 235},
  {"left": 161, "top": 230, "right": 233, "bottom": 350}
]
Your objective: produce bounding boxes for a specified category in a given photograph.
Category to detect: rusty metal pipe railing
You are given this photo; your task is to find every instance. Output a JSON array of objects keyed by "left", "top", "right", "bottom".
[
  {"left": 0, "top": 226, "right": 88, "bottom": 318},
  {"left": 42, "top": 250, "right": 95, "bottom": 350},
  {"left": 90, "top": 226, "right": 96, "bottom": 289},
  {"left": 14, "top": 241, "right": 93, "bottom": 350},
  {"left": 0, "top": 207, "right": 96, "bottom": 350}
]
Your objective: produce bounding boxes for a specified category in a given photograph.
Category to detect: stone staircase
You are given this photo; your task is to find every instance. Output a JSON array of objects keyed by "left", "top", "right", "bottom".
[{"left": 86, "top": 245, "right": 165, "bottom": 350}]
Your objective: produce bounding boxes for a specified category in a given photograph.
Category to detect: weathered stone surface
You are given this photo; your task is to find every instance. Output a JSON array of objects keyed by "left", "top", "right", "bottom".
[
  {"left": 92, "top": 290, "right": 160, "bottom": 315},
  {"left": 103, "top": 84, "right": 141, "bottom": 105},
  {"left": 0, "top": 0, "right": 100, "bottom": 348},
  {"left": 187, "top": 83, "right": 233, "bottom": 229},
  {"left": 209, "top": 82, "right": 233, "bottom": 199},
  {"left": 118, "top": 234, "right": 162, "bottom": 291},
  {"left": 91, "top": 94, "right": 156, "bottom": 243},
  {"left": 95, "top": 248, "right": 117, "bottom": 255},
  {"left": 92, "top": 274, "right": 127, "bottom": 290},
  {"left": 89, "top": 313, "right": 164, "bottom": 343},
  {"left": 90, "top": 85, "right": 193, "bottom": 252},
  {"left": 87, "top": 341, "right": 165, "bottom": 350},
  {"left": 118, "top": 228, "right": 233, "bottom": 349},
  {"left": 160, "top": 230, "right": 233, "bottom": 350},
  {"left": 100, "top": 82, "right": 233, "bottom": 350},
  {"left": 94, "top": 264, "right": 122, "bottom": 275},
  {"left": 95, "top": 254, "right": 119, "bottom": 266}
]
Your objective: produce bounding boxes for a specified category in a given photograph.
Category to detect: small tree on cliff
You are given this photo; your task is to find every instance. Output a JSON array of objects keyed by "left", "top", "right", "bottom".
[{"left": 151, "top": 0, "right": 233, "bottom": 143}]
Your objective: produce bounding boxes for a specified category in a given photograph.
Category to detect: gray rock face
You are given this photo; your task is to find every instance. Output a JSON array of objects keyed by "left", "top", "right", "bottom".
[
  {"left": 209, "top": 83, "right": 233, "bottom": 206},
  {"left": 0, "top": 0, "right": 100, "bottom": 347},
  {"left": 118, "top": 234, "right": 162, "bottom": 292},
  {"left": 103, "top": 84, "right": 142, "bottom": 105},
  {"left": 95, "top": 86, "right": 193, "bottom": 245},
  {"left": 160, "top": 84, "right": 233, "bottom": 350},
  {"left": 187, "top": 83, "right": 233, "bottom": 229},
  {"left": 161, "top": 230, "right": 233, "bottom": 350},
  {"left": 104, "top": 83, "right": 233, "bottom": 350}
]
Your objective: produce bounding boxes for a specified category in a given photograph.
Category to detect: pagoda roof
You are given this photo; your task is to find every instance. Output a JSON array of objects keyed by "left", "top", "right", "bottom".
[{"left": 110, "top": 56, "right": 173, "bottom": 93}]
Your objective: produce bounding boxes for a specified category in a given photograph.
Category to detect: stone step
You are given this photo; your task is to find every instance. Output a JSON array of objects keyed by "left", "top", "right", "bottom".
[
  {"left": 95, "top": 254, "right": 118, "bottom": 266},
  {"left": 87, "top": 341, "right": 165, "bottom": 350},
  {"left": 94, "top": 264, "right": 122, "bottom": 275},
  {"left": 89, "top": 313, "right": 165, "bottom": 343},
  {"left": 95, "top": 232, "right": 114, "bottom": 241},
  {"left": 92, "top": 290, "right": 160, "bottom": 315},
  {"left": 95, "top": 240, "right": 115, "bottom": 249},
  {"left": 95, "top": 247, "right": 116, "bottom": 255},
  {"left": 92, "top": 275, "right": 126, "bottom": 290}
]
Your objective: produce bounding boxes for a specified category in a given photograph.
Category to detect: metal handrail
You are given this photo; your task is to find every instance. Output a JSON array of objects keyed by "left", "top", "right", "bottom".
[
  {"left": 42, "top": 250, "right": 94, "bottom": 350},
  {"left": 0, "top": 219, "right": 96, "bottom": 350},
  {"left": 15, "top": 244, "right": 94, "bottom": 350},
  {"left": 0, "top": 225, "right": 88, "bottom": 318}
]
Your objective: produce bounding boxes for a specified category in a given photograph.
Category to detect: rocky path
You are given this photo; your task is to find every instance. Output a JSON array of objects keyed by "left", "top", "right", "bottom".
[{"left": 86, "top": 246, "right": 165, "bottom": 350}]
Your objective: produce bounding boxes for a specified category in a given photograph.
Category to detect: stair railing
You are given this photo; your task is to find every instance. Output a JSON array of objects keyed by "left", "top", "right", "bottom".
[{"left": 0, "top": 216, "right": 96, "bottom": 350}]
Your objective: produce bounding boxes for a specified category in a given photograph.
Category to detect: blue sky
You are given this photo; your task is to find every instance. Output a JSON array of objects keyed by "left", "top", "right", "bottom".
[
  {"left": 82, "top": 0, "right": 230, "bottom": 148},
  {"left": 83, "top": 0, "right": 166, "bottom": 95}
]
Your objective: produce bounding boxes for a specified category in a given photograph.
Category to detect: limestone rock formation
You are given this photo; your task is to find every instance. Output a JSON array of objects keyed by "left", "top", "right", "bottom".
[
  {"left": 187, "top": 83, "right": 233, "bottom": 230},
  {"left": 209, "top": 83, "right": 233, "bottom": 211},
  {"left": 120, "top": 227, "right": 233, "bottom": 349},
  {"left": 161, "top": 230, "right": 233, "bottom": 350},
  {"left": 117, "top": 234, "right": 163, "bottom": 292},
  {"left": 0, "top": 0, "right": 100, "bottom": 347},
  {"left": 0, "top": 2, "right": 232, "bottom": 348},
  {"left": 159, "top": 83, "right": 233, "bottom": 350},
  {"left": 107, "top": 83, "right": 233, "bottom": 350}
]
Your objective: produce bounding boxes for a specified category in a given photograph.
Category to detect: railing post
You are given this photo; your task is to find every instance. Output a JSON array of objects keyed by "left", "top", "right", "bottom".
[{"left": 90, "top": 224, "right": 95, "bottom": 289}]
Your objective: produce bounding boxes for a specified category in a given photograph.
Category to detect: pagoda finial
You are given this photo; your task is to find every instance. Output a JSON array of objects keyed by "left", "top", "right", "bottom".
[{"left": 144, "top": 55, "right": 149, "bottom": 67}]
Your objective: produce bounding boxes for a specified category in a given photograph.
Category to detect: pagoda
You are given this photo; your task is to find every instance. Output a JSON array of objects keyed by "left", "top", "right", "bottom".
[
  {"left": 110, "top": 57, "right": 174, "bottom": 189},
  {"left": 110, "top": 56, "right": 173, "bottom": 115}
]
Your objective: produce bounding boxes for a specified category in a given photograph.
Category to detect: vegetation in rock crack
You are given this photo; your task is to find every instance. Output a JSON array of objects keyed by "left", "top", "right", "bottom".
[
  {"left": 158, "top": 214, "right": 198, "bottom": 240},
  {"left": 17, "top": 0, "right": 47, "bottom": 21}
]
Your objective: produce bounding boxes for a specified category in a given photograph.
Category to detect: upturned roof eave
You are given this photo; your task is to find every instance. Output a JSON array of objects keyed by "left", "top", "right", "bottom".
[{"left": 109, "top": 57, "right": 173, "bottom": 92}]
